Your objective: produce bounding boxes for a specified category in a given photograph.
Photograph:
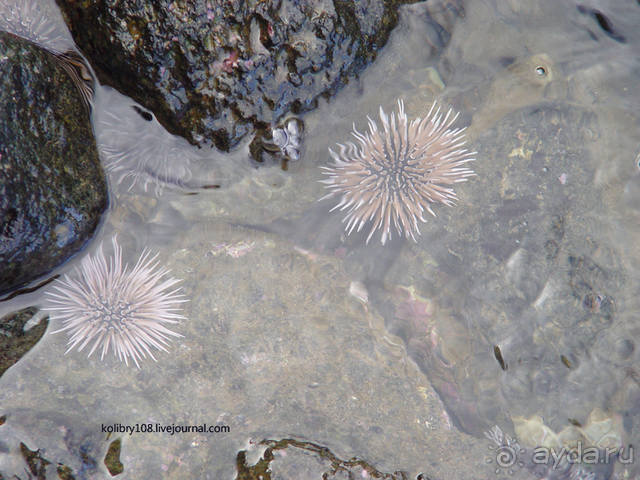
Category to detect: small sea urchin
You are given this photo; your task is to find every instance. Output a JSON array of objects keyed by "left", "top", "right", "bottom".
[
  {"left": 45, "top": 236, "right": 187, "bottom": 368},
  {"left": 320, "top": 100, "right": 476, "bottom": 244}
]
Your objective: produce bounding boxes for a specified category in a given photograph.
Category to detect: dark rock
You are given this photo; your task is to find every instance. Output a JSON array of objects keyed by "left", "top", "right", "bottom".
[
  {"left": 55, "top": 0, "right": 417, "bottom": 150},
  {"left": 20, "top": 442, "right": 51, "bottom": 479},
  {"left": 0, "top": 32, "right": 107, "bottom": 295},
  {"left": 0, "top": 432, "right": 88, "bottom": 480},
  {"left": 104, "top": 438, "right": 124, "bottom": 476},
  {"left": 235, "top": 438, "right": 410, "bottom": 479},
  {"left": 0, "top": 307, "right": 48, "bottom": 378}
]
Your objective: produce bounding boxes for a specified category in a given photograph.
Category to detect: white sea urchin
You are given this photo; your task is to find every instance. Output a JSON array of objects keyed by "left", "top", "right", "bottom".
[
  {"left": 45, "top": 236, "right": 187, "bottom": 368},
  {"left": 320, "top": 99, "right": 476, "bottom": 244}
]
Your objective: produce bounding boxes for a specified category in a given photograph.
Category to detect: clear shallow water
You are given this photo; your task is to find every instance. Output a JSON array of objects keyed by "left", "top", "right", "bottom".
[{"left": 2, "top": 0, "right": 640, "bottom": 478}]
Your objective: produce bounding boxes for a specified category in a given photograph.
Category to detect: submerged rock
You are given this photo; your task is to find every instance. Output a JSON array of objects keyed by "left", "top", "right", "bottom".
[
  {"left": 236, "top": 438, "right": 411, "bottom": 479},
  {"left": 55, "top": 0, "right": 419, "bottom": 151},
  {"left": 0, "top": 31, "right": 107, "bottom": 295},
  {"left": 0, "top": 307, "right": 48, "bottom": 378},
  {"left": 0, "top": 422, "right": 100, "bottom": 479},
  {"left": 372, "top": 103, "right": 624, "bottom": 438}
]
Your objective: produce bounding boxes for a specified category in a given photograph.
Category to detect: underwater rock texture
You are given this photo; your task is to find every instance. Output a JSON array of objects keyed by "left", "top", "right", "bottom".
[
  {"left": 0, "top": 224, "right": 487, "bottom": 479},
  {"left": 55, "top": 0, "right": 419, "bottom": 150},
  {"left": 376, "top": 102, "right": 634, "bottom": 439},
  {"left": 0, "top": 307, "right": 47, "bottom": 378},
  {"left": 235, "top": 438, "right": 411, "bottom": 479},
  {"left": 0, "top": 32, "right": 107, "bottom": 295}
]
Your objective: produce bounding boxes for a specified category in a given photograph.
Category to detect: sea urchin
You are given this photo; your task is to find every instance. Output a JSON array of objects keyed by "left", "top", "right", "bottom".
[
  {"left": 45, "top": 236, "right": 186, "bottom": 368},
  {"left": 320, "top": 99, "right": 476, "bottom": 244}
]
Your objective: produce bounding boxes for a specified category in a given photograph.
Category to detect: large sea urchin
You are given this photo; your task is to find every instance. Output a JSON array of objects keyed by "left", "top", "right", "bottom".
[
  {"left": 45, "top": 236, "right": 187, "bottom": 368},
  {"left": 320, "top": 100, "right": 476, "bottom": 244}
]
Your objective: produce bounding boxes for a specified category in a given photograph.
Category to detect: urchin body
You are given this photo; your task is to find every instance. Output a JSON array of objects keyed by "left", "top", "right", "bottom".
[
  {"left": 45, "top": 236, "right": 186, "bottom": 368},
  {"left": 321, "top": 100, "right": 476, "bottom": 244}
]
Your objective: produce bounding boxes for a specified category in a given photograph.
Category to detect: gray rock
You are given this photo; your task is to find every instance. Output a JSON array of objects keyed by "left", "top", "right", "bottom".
[
  {"left": 376, "top": 103, "right": 625, "bottom": 437},
  {"left": 0, "top": 31, "right": 107, "bottom": 295}
]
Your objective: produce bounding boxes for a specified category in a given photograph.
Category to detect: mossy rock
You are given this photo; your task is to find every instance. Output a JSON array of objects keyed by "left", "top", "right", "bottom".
[{"left": 0, "top": 31, "right": 107, "bottom": 295}]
